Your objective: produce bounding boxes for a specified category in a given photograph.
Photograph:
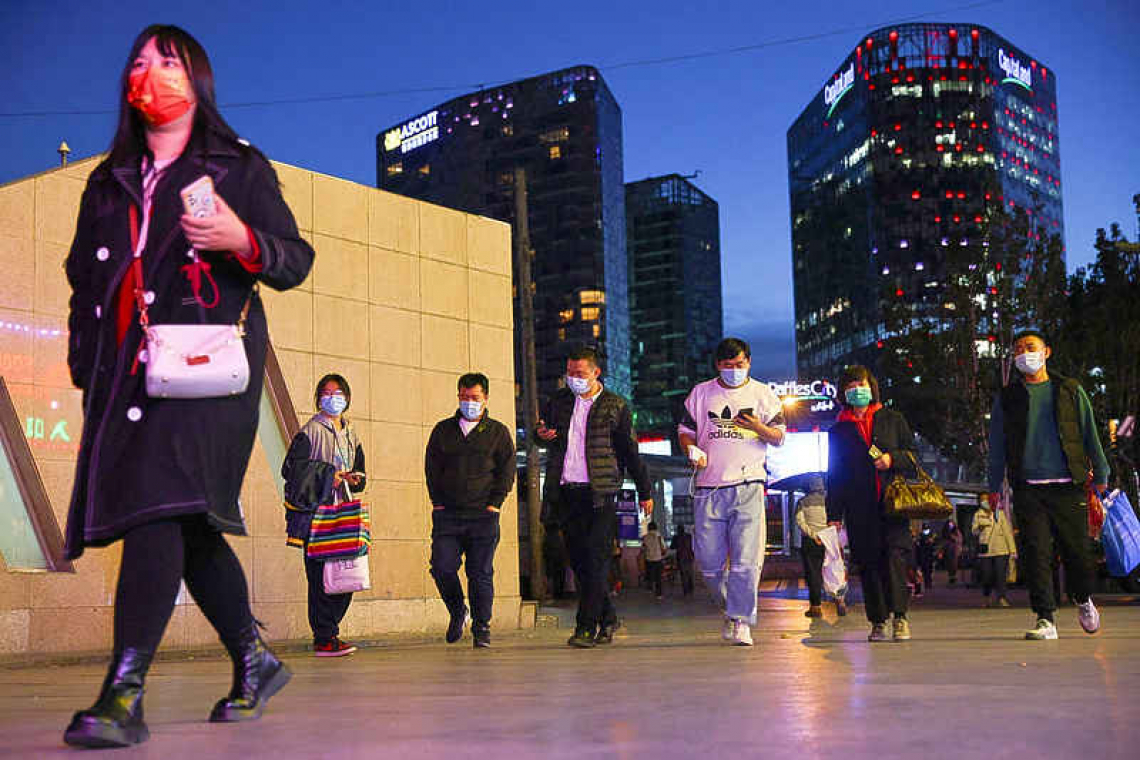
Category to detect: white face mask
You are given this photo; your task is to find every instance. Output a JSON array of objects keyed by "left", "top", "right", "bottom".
[
  {"left": 459, "top": 400, "right": 484, "bottom": 421},
  {"left": 566, "top": 375, "right": 592, "bottom": 395},
  {"left": 1015, "top": 351, "right": 1045, "bottom": 375},
  {"left": 719, "top": 367, "right": 749, "bottom": 387}
]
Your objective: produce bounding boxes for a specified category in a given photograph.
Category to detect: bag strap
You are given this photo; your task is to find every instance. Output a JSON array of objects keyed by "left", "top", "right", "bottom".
[{"left": 899, "top": 450, "right": 936, "bottom": 485}]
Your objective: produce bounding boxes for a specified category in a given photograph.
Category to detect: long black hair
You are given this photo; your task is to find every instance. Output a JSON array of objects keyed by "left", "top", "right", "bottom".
[{"left": 107, "top": 25, "right": 240, "bottom": 167}]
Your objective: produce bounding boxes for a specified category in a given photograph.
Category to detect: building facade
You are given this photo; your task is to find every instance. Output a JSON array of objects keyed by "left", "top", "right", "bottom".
[
  {"left": 788, "top": 23, "right": 1062, "bottom": 377},
  {"left": 625, "top": 174, "right": 722, "bottom": 444},
  {"left": 377, "top": 66, "right": 631, "bottom": 409}
]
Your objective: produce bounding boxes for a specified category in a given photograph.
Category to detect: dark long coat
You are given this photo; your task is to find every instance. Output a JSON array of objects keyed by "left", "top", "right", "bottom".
[
  {"left": 63, "top": 130, "right": 314, "bottom": 559},
  {"left": 825, "top": 407, "right": 917, "bottom": 564}
]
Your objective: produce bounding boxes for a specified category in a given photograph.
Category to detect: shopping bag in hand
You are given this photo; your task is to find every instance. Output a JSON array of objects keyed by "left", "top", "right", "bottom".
[
  {"left": 1101, "top": 490, "right": 1140, "bottom": 577},
  {"left": 323, "top": 555, "right": 371, "bottom": 594},
  {"left": 818, "top": 526, "right": 848, "bottom": 598}
]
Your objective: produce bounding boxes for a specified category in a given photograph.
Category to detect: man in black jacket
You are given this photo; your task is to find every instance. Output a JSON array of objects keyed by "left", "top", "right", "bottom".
[
  {"left": 536, "top": 346, "right": 653, "bottom": 648},
  {"left": 425, "top": 373, "right": 516, "bottom": 648}
]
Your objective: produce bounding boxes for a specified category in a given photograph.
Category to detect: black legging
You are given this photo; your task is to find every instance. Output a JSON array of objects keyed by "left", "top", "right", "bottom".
[{"left": 114, "top": 516, "right": 252, "bottom": 654}]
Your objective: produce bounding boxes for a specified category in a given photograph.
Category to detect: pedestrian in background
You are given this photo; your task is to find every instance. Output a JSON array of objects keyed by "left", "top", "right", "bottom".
[
  {"left": 941, "top": 520, "right": 964, "bottom": 586},
  {"left": 988, "top": 329, "right": 1109, "bottom": 640},
  {"left": 671, "top": 524, "right": 696, "bottom": 596},
  {"left": 283, "top": 374, "right": 367, "bottom": 657},
  {"left": 642, "top": 521, "right": 668, "bottom": 599},
  {"left": 796, "top": 474, "right": 846, "bottom": 617},
  {"left": 62, "top": 24, "right": 313, "bottom": 748},
  {"left": 972, "top": 502, "right": 1016, "bottom": 607},
  {"left": 826, "top": 365, "right": 918, "bottom": 643}
]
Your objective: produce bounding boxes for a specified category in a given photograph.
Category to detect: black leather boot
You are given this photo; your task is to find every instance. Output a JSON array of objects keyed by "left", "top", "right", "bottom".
[
  {"left": 208, "top": 623, "right": 292, "bottom": 723},
  {"left": 63, "top": 647, "right": 153, "bottom": 748}
]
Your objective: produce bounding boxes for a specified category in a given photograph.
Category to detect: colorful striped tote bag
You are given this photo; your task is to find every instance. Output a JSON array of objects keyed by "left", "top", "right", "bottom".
[{"left": 306, "top": 499, "right": 371, "bottom": 561}]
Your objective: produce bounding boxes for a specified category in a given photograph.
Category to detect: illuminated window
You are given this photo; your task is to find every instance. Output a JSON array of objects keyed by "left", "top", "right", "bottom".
[
  {"left": 558, "top": 328, "right": 567, "bottom": 341},
  {"left": 386, "top": 163, "right": 403, "bottom": 176},
  {"left": 592, "top": 324, "right": 600, "bottom": 338},
  {"left": 539, "top": 127, "right": 570, "bottom": 143},
  {"left": 579, "top": 290, "right": 605, "bottom": 305},
  {"left": 418, "top": 164, "right": 431, "bottom": 176},
  {"left": 558, "top": 309, "right": 574, "bottom": 324},
  {"left": 548, "top": 145, "right": 562, "bottom": 160},
  {"left": 580, "top": 307, "right": 600, "bottom": 321}
]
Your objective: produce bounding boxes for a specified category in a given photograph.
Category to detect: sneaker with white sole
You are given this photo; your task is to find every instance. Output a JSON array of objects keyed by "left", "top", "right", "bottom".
[
  {"left": 1025, "top": 618, "right": 1058, "bottom": 640},
  {"left": 868, "top": 623, "right": 890, "bottom": 642},
  {"left": 892, "top": 616, "right": 912, "bottom": 641},
  {"left": 721, "top": 617, "right": 735, "bottom": 641},
  {"left": 731, "top": 620, "right": 753, "bottom": 647},
  {"left": 1077, "top": 599, "right": 1100, "bottom": 634}
]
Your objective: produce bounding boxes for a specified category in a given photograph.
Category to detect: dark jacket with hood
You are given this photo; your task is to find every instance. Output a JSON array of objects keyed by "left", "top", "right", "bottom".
[
  {"left": 282, "top": 414, "right": 367, "bottom": 548},
  {"left": 63, "top": 129, "right": 314, "bottom": 558}
]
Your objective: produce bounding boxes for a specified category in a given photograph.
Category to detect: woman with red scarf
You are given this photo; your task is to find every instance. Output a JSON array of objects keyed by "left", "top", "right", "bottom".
[{"left": 825, "top": 366, "right": 918, "bottom": 642}]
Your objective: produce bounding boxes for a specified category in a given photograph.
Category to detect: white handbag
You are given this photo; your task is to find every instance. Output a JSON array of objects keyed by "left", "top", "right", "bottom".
[
  {"left": 323, "top": 555, "right": 371, "bottom": 594},
  {"left": 145, "top": 323, "right": 250, "bottom": 399}
]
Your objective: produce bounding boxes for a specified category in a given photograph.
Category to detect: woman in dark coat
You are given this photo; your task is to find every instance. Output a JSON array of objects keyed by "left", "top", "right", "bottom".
[
  {"left": 62, "top": 25, "right": 313, "bottom": 748},
  {"left": 825, "top": 365, "right": 918, "bottom": 642}
]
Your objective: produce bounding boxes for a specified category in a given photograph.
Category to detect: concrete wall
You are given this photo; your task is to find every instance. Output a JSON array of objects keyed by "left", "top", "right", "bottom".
[{"left": 0, "top": 156, "right": 518, "bottom": 655}]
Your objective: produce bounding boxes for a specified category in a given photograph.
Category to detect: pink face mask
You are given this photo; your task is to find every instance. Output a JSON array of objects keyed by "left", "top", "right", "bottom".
[{"left": 128, "top": 66, "right": 194, "bottom": 126}]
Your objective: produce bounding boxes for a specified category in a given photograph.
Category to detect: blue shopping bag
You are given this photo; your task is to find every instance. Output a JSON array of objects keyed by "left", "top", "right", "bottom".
[{"left": 1101, "top": 490, "right": 1140, "bottom": 577}]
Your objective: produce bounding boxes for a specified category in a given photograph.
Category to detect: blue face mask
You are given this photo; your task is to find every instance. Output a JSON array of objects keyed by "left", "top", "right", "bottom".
[
  {"left": 566, "top": 375, "right": 592, "bottom": 395},
  {"left": 319, "top": 394, "right": 348, "bottom": 416},
  {"left": 459, "top": 400, "right": 484, "bottom": 421},
  {"left": 719, "top": 367, "right": 749, "bottom": 387},
  {"left": 844, "top": 386, "right": 873, "bottom": 407}
]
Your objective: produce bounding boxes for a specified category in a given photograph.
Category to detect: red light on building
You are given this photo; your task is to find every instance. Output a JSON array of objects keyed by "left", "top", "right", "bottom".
[
  {"left": 953, "top": 215, "right": 961, "bottom": 223},
  {"left": 866, "top": 37, "right": 874, "bottom": 49},
  {"left": 995, "top": 262, "right": 1002, "bottom": 271},
  {"left": 982, "top": 121, "right": 989, "bottom": 129},
  {"left": 974, "top": 215, "right": 983, "bottom": 223},
  {"left": 955, "top": 144, "right": 964, "bottom": 152},
  {"left": 949, "top": 28, "right": 958, "bottom": 38},
  {"left": 894, "top": 146, "right": 904, "bottom": 155},
  {"left": 889, "top": 30, "right": 898, "bottom": 42},
  {"left": 945, "top": 191, "right": 954, "bottom": 199},
  {"left": 912, "top": 190, "right": 921, "bottom": 200},
  {"left": 894, "top": 123, "right": 902, "bottom": 131},
  {"left": 936, "top": 145, "right": 945, "bottom": 152},
  {"left": 876, "top": 340, "right": 884, "bottom": 349},
  {"left": 869, "top": 83, "right": 876, "bottom": 90},
  {"left": 935, "top": 120, "right": 943, "bottom": 128},
  {"left": 984, "top": 192, "right": 992, "bottom": 200},
  {"left": 934, "top": 216, "right": 942, "bottom": 222},
  {"left": 895, "top": 288, "right": 904, "bottom": 297},
  {"left": 906, "top": 74, "right": 914, "bottom": 83},
  {"left": 948, "top": 121, "right": 955, "bottom": 128},
  {"left": 971, "top": 29, "right": 979, "bottom": 39},
  {"left": 976, "top": 145, "right": 985, "bottom": 153},
  {"left": 970, "top": 121, "right": 977, "bottom": 129},
  {"left": 870, "top": 129, "right": 877, "bottom": 137},
  {"left": 956, "top": 192, "right": 965, "bottom": 199}
]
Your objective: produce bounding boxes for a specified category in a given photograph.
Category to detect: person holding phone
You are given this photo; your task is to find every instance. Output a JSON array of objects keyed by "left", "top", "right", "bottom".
[
  {"left": 282, "top": 374, "right": 367, "bottom": 657},
  {"left": 825, "top": 365, "right": 918, "bottom": 642},
  {"left": 61, "top": 25, "right": 314, "bottom": 747},
  {"left": 677, "top": 338, "right": 785, "bottom": 646}
]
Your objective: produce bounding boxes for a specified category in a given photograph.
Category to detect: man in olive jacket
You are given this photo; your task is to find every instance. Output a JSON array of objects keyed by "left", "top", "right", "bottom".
[
  {"left": 536, "top": 346, "right": 653, "bottom": 648},
  {"left": 425, "top": 373, "right": 516, "bottom": 648},
  {"left": 988, "top": 329, "right": 1109, "bottom": 641}
]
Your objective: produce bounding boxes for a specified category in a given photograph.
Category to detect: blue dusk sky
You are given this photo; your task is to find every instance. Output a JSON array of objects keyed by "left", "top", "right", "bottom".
[{"left": 2, "top": 0, "right": 1137, "bottom": 379}]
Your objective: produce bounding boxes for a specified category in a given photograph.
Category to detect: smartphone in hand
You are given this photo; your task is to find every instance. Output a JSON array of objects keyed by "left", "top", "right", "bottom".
[{"left": 180, "top": 175, "right": 217, "bottom": 218}]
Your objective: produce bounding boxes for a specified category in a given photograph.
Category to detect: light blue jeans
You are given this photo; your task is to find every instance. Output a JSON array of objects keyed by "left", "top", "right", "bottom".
[{"left": 694, "top": 482, "right": 767, "bottom": 626}]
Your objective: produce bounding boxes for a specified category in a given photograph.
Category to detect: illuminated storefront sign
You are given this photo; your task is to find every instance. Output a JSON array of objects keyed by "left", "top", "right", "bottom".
[
  {"left": 823, "top": 62, "right": 856, "bottom": 118},
  {"left": 997, "top": 48, "right": 1032, "bottom": 91},
  {"left": 384, "top": 110, "right": 440, "bottom": 154}
]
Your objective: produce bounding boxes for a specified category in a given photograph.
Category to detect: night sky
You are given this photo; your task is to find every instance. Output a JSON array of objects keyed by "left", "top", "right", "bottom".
[{"left": 3, "top": 0, "right": 1137, "bottom": 380}]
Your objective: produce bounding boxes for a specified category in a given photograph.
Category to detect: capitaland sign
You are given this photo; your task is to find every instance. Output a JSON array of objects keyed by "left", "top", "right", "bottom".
[
  {"left": 823, "top": 62, "right": 855, "bottom": 118},
  {"left": 997, "top": 48, "right": 1032, "bottom": 91},
  {"left": 384, "top": 110, "right": 440, "bottom": 154}
]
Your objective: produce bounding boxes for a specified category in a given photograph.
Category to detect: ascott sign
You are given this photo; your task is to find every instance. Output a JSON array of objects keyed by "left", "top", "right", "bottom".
[
  {"left": 823, "top": 62, "right": 856, "bottom": 118},
  {"left": 384, "top": 110, "right": 440, "bottom": 154},
  {"left": 997, "top": 48, "right": 1032, "bottom": 91}
]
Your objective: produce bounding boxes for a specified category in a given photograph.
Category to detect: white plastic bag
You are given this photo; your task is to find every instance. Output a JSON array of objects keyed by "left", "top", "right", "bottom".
[
  {"left": 323, "top": 555, "right": 371, "bottom": 594},
  {"left": 818, "top": 525, "right": 847, "bottom": 598}
]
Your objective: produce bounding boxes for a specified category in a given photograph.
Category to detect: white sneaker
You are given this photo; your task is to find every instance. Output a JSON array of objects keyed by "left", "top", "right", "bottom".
[
  {"left": 1077, "top": 599, "right": 1100, "bottom": 634},
  {"left": 721, "top": 617, "right": 735, "bottom": 641},
  {"left": 731, "top": 620, "right": 753, "bottom": 647},
  {"left": 1025, "top": 618, "right": 1058, "bottom": 640}
]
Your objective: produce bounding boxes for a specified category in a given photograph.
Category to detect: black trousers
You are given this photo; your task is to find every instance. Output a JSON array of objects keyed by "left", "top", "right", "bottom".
[
  {"left": 858, "top": 519, "right": 912, "bottom": 625},
  {"left": 114, "top": 516, "right": 252, "bottom": 654},
  {"left": 801, "top": 539, "right": 825, "bottom": 606},
  {"left": 303, "top": 553, "right": 353, "bottom": 643},
  {"left": 1013, "top": 483, "right": 1094, "bottom": 619},
  {"left": 979, "top": 554, "right": 1010, "bottom": 599},
  {"left": 646, "top": 560, "right": 664, "bottom": 596},
  {"left": 559, "top": 487, "right": 618, "bottom": 632},
  {"left": 677, "top": 559, "right": 695, "bottom": 595},
  {"left": 430, "top": 512, "right": 501, "bottom": 629}
]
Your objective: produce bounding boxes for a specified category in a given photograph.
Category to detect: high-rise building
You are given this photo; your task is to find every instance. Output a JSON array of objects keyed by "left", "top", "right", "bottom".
[
  {"left": 625, "top": 174, "right": 722, "bottom": 444},
  {"left": 377, "top": 66, "right": 631, "bottom": 409},
  {"left": 787, "top": 23, "right": 1062, "bottom": 377}
]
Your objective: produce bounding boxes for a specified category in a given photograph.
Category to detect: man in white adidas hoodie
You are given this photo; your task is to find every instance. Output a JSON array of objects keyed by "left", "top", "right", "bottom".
[{"left": 678, "top": 338, "right": 785, "bottom": 646}]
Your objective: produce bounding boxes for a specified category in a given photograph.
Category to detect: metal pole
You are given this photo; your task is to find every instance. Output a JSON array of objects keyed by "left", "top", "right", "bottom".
[{"left": 514, "top": 166, "right": 546, "bottom": 601}]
